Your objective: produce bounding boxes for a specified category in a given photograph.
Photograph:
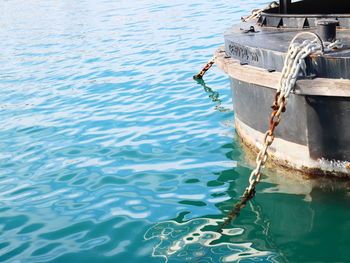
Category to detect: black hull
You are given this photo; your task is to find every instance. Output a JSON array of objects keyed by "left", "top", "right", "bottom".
[
  {"left": 215, "top": 48, "right": 350, "bottom": 177},
  {"left": 231, "top": 79, "right": 350, "bottom": 162},
  {"left": 215, "top": 4, "right": 350, "bottom": 177}
]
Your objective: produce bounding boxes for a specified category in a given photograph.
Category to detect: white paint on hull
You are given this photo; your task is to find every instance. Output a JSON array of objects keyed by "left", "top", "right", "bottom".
[{"left": 235, "top": 117, "right": 350, "bottom": 176}]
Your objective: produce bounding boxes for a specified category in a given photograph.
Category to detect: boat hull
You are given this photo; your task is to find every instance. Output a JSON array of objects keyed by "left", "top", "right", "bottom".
[
  {"left": 231, "top": 78, "right": 350, "bottom": 177},
  {"left": 215, "top": 47, "right": 350, "bottom": 177}
]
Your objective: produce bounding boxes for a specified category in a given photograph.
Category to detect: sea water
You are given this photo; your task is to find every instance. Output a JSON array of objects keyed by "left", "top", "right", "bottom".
[{"left": 0, "top": 0, "right": 349, "bottom": 262}]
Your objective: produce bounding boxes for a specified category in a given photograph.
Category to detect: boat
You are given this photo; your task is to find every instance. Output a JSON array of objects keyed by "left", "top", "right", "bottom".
[{"left": 212, "top": 0, "right": 350, "bottom": 177}]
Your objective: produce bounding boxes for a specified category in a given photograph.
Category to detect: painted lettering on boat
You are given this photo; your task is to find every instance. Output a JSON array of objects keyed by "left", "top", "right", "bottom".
[{"left": 228, "top": 43, "right": 260, "bottom": 62}]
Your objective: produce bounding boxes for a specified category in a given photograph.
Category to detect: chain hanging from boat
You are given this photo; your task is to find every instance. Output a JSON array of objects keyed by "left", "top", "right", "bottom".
[
  {"left": 193, "top": 56, "right": 216, "bottom": 79},
  {"left": 219, "top": 32, "right": 342, "bottom": 231},
  {"left": 241, "top": 1, "right": 279, "bottom": 22}
]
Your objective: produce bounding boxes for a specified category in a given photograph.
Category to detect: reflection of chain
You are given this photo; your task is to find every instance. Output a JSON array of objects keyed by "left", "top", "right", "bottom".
[
  {"left": 241, "top": 1, "right": 279, "bottom": 22},
  {"left": 220, "top": 32, "right": 342, "bottom": 231}
]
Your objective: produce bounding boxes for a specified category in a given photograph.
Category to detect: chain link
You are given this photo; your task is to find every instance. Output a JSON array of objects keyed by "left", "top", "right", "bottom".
[
  {"left": 243, "top": 32, "right": 344, "bottom": 198},
  {"left": 220, "top": 32, "right": 343, "bottom": 231},
  {"left": 243, "top": 33, "right": 326, "bottom": 198},
  {"left": 241, "top": 1, "right": 279, "bottom": 22},
  {"left": 193, "top": 56, "right": 216, "bottom": 79}
]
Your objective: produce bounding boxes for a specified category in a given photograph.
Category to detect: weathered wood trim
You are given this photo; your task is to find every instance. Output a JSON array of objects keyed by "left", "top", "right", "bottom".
[{"left": 215, "top": 46, "right": 350, "bottom": 97}]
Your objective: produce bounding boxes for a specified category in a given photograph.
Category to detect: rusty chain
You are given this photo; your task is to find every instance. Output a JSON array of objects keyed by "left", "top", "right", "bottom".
[
  {"left": 241, "top": 1, "right": 279, "bottom": 22},
  {"left": 193, "top": 56, "right": 216, "bottom": 79},
  {"left": 219, "top": 32, "right": 341, "bottom": 231}
]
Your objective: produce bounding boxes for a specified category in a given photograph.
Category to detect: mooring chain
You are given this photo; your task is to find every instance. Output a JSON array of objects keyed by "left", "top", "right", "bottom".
[
  {"left": 191, "top": 33, "right": 342, "bottom": 231},
  {"left": 193, "top": 56, "right": 216, "bottom": 79},
  {"left": 219, "top": 32, "right": 342, "bottom": 231},
  {"left": 193, "top": 2, "right": 280, "bottom": 80},
  {"left": 241, "top": 1, "right": 279, "bottom": 22}
]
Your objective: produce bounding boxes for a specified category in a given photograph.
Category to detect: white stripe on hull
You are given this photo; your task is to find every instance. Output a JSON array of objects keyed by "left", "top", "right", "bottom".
[{"left": 235, "top": 117, "right": 350, "bottom": 177}]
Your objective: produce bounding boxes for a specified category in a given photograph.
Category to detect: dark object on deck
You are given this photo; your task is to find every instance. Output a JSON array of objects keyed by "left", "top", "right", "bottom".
[
  {"left": 316, "top": 19, "right": 338, "bottom": 42},
  {"left": 216, "top": 0, "right": 350, "bottom": 177}
]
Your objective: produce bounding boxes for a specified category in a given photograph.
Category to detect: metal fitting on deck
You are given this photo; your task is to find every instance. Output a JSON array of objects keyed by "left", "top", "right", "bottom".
[{"left": 316, "top": 19, "right": 338, "bottom": 42}]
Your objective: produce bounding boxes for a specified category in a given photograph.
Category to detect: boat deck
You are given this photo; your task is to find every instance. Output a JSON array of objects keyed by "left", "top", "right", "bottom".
[{"left": 224, "top": 22, "right": 350, "bottom": 78}]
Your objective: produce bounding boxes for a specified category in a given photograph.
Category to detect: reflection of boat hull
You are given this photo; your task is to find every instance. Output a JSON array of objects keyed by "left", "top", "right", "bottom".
[{"left": 215, "top": 49, "right": 350, "bottom": 177}]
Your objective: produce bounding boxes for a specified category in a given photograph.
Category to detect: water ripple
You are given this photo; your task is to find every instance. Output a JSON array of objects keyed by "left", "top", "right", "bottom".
[{"left": 0, "top": 0, "right": 349, "bottom": 262}]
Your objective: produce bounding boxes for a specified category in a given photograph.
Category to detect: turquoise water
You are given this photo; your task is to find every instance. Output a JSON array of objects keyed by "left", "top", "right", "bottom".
[{"left": 0, "top": 0, "right": 349, "bottom": 262}]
